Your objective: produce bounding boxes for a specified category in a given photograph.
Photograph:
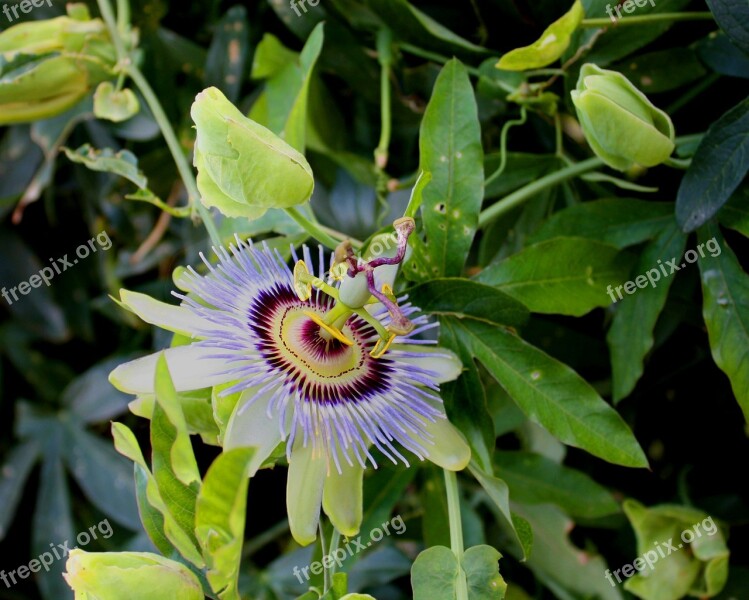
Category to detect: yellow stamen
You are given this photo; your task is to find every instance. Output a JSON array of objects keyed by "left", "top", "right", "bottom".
[
  {"left": 303, "top": 310, "right": 354, "bottom": 346},
  {"left": 381, "top": 283, "right": 396, "bottom": 301},
  {"left": 370, "top": 331, "right": 397, "bottom": 359},
  {"left": 293, "top": 261, "right": 312, "bottom": 301}
]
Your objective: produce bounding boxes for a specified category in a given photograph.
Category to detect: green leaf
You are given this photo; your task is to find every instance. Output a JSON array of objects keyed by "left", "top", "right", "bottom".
[
  {"left": 612, "top": 48, "right": 706, "bottom": 93},
  {"left": 469, "top": 461, "right": 532, "bottom": 561},
  {"left": 62, "top": 143, "right": 147, "bottom": 188},
  {"left": 705, "top": 0, "right": 749, "bottom": 56},
  {"left": 204, "top": 6, "right": 250, "bottom": 103},
  {"left": 64, "top": 426, "right": 140, "bottom": 530},
  {"left": 93, "top": 82, "right": 140, "bottom": 123},
  {"left": 407, "top": 278, "right": 529, "bottom": 328},
  {"left": 196, "top": 448, "right": 254, "bottom": 599},
  {"left": 411, "top": 545, "right": 460, "bottom": 599},
  {"left": 718, "top": 186, "right": 749, "bottom": 237},
  {"left": 134, "top": 464, "right": 175, "bottom": 557},
  {"left": 452, "top": 319, "right": 648, "bottom": 468},
  {"left": 606, "top": 221, "right": 687, "bottom": 401},
  {"left": 416, "top": 59, "right": 484, "bottom": 279},
  {"left": 530, "top": 199, "right": 673, "bottom": 249},
  {"left": 363, "top": 0, "right": 487, "bottom": 55},
  {"left": 62, "top": 356, "right": 132, "bottom": 423},
  {"left": 252, "top": 34, "right": 299, "bottom": 79},
  {"left": 360, "top": 465, "right": 415, "bottom": 542},
  {"left": 497, "top": 0, "right": 584, "bottom": 71},
  {"left": 477, "top": 238, "right": 636, "bottom": 316},
  {"left": 463, "top": 545, "right": 508, "bottom": 599},
  {"left": 494, "top": 451, "right": 619, "bottom": 518},
  {"left": 698, "top": 226, "right": 749, "bottom": 419},
  {"left": 0, "top": 440, "right": 39, "bottom": 540},
  {"left": 676, "top": 96, "right": 749, "bottom": 232}
]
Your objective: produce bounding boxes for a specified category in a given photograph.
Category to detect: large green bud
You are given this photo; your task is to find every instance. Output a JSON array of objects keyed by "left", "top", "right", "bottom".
[
  {"left": 191, "top": 87, "right": 314, "bottom": 220},
  {"left": 571, "top": 63, "right": 675, "bottom": 171},
  {"left": 64, "top": 550, "right": 204, "bottom": 600},
  {"left": 0, "top": 4, "right": 117, "bottom": 125}
]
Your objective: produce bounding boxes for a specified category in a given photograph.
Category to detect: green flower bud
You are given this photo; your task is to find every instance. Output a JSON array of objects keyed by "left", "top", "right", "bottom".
[
  {"left": 191, "top": 87, "right": 314, "bottom": 220},
  {"left": 571, "top": 63, "right": 675, "bottom": 171},
  {"left": 64, "top": 550, "right": 204, "bottom": 600},
  {"left": 0, "top": 4, "right": 116, "bottom": 125}
]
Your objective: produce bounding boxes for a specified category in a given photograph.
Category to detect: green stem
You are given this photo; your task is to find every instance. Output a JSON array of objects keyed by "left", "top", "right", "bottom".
[
  {"left": 116, "top": 0, "right": 130, "bottom": 36},
  {"left": 580, "top": 12, "right": 714, "bottom": 27},
  {"left": 444, "top": 470, "right": 468, "bottom": 600},
  {"left": 319, "top": 523, "right": 331, "bottom": 593},
  {"left": 328, "top": 528, "right": 342, "bottom": 580},
  {"left": 285, "top": 207, "right": 343, "bottom": 249},
  {"left": 485, "top": 107, "right": 527, "bottom": 187},
  {"left": 97, "top": 0, "right": 222, "bottom": 248},
  {"left": 126, "top": 65, "right": 222, "bottom": 248},
  {"left": 375, "top": 28, "right": 393, "bottom": 170},
  {"left": 479, "top": 157, "right": 603, "bottom": 228}
]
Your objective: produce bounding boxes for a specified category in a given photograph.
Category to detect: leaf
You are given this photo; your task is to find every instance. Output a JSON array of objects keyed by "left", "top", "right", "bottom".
[
  {"left": 415, "top": 59, "right": 484, "bottom": 279},
  {"left": 411, "top": 545, "right": 461, "bottom": 600},
  {"left": 62, "top": 143, "right": 147, "bottom": 189},
  {"left": 195, "top": 448, "right": 254, "bottom": 599},
  {"left": 606, "top": 221, "right": 687, "bottom": 401},
  {"left": 64, "top": 427, "right": 140, "bottom": 530},
  {"left": 483, "top": 153, "right": 560, "bottom": 200},
  {"left": 61, "top": 356, "right": 133, "bottom": 423},
  {"left": 33, "top": 454, "right": 76, "bottom": 600},
  {"left": 204, "top": 6, "right": 250, "bottom": 103},
  {"left": 718, "top": 186, "right": 749, "bottom": 237},
  {"left": 497, "top": 1, "right": 584, "bottom": 71},
  {"left": 93, "top": 82, "right": 140, "bottom": 123},
  {"left": 463, "top": 545, "right": 508, "bottom": 599},
  {"left": 452, "top": 319, "right": 648, "bottom": 468},
  {"left": 705, "top": 0, "right": 749, "bottom": 56},
  {"left": 530, "top": 199, "right": 673, "bottom": 249},
  {"left": 612, "top": 48, "right": 707, "bottom": 93},
  {"left": 469, "top": 461, "right": 532, "bottom": 561},
  {"left": 698, "top": 226, "right": 749, "bottom": 419},
  {"left": 363, "top": 0, "right": 487, "bottom": 55},
  {"left": 477, "top": 238, "right": 636, "bottom": 316},
  {"left": 494, "top": 451, "right": 619, "bottom": 518},
  {"left": 696, "top": 31, "right": 749, "bottom": 79},
  {"left": 407, "top": 278, "right": 529, "bottom": 328},
  {"left": 676, "top": 96, "right": 749, "bottom": 232},
  {"left": 0, "top": 440, "right": 40, "bottom": 540},
  {"left": 360, "top": 465, "right": 415, "bottom": 541}
]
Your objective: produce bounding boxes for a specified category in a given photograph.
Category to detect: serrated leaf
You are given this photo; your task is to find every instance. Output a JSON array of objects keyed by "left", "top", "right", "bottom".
[
  {"left": 477, "top": 238, "right": 636, "bottom": 316},
  {"left": 607, "top": 221, "right": 687, "bottom": 401},
  {"left": 452, "top": 319, "right": 648, "bottom": 468},
  {"left": 676, "top": 97, "right": 749, "bottom": 232},
  {"left": 416, "top": 59, "right": 484, "bottom": 279},
  {"left": 698, "top": 226, "right": 749, "bottom": 419}
]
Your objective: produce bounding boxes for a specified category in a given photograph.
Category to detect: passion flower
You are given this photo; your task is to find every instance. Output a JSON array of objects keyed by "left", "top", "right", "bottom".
[{"left": 110, "top": 225, "right": 470, "bottom": 546}]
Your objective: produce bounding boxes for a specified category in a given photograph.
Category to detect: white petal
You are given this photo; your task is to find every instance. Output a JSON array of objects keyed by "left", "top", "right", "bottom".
[
  {"left": 119, "top": 289, "right": 211, "bottom": 337},
  {"left": 109, "top": 346, "right": 233, "bottom": 394},
  {"left": 422, "top": 417, "right": 471, "bottom": 471},
  {"left": 322, "top": 461, "right": 364, "bottom": 537},
  {"left": 224, "top": 390, "right": 283, "bottom": 476},
  {"left": 391, "top": 346, "right": 464, "bottom": 383},
  {"left": 286, "top": 440, "right": 327, "bottom": 546}
]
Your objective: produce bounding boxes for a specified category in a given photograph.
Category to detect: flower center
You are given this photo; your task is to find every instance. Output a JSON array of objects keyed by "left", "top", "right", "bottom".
[{"left": 249, "top": 285, "right": 392, "bottom": 404}]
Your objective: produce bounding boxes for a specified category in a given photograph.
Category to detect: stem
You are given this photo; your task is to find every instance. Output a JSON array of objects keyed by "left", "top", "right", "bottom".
[
  {"left": 116, "top": 0, "right": 130, "bottom": 36},
  {"left": 97, "top": 0, "right": 222, "bottom": 248},
  {"left": 479, "top": 157, "right": 603, "bottom": 228},
  {"left": 375, "top": 28, "right": 393, "bottom": 170},
  {"left": 580, "top": 12, "right": 714, "bottom": 27},
  {"left": 285, "top": 207, "right": 343, "bottom": 249},
  {"left": 328, "top": 528, "right": 342, "bottom": 579},
  {"left": 485, "top": 107, "right": 527, "bottom": 187},
  {"left": 444, "top": 470, "right": 468, "bottom": 600},
  {"left": 320, "top": 522, "right": 331, "bottom": 593}
]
